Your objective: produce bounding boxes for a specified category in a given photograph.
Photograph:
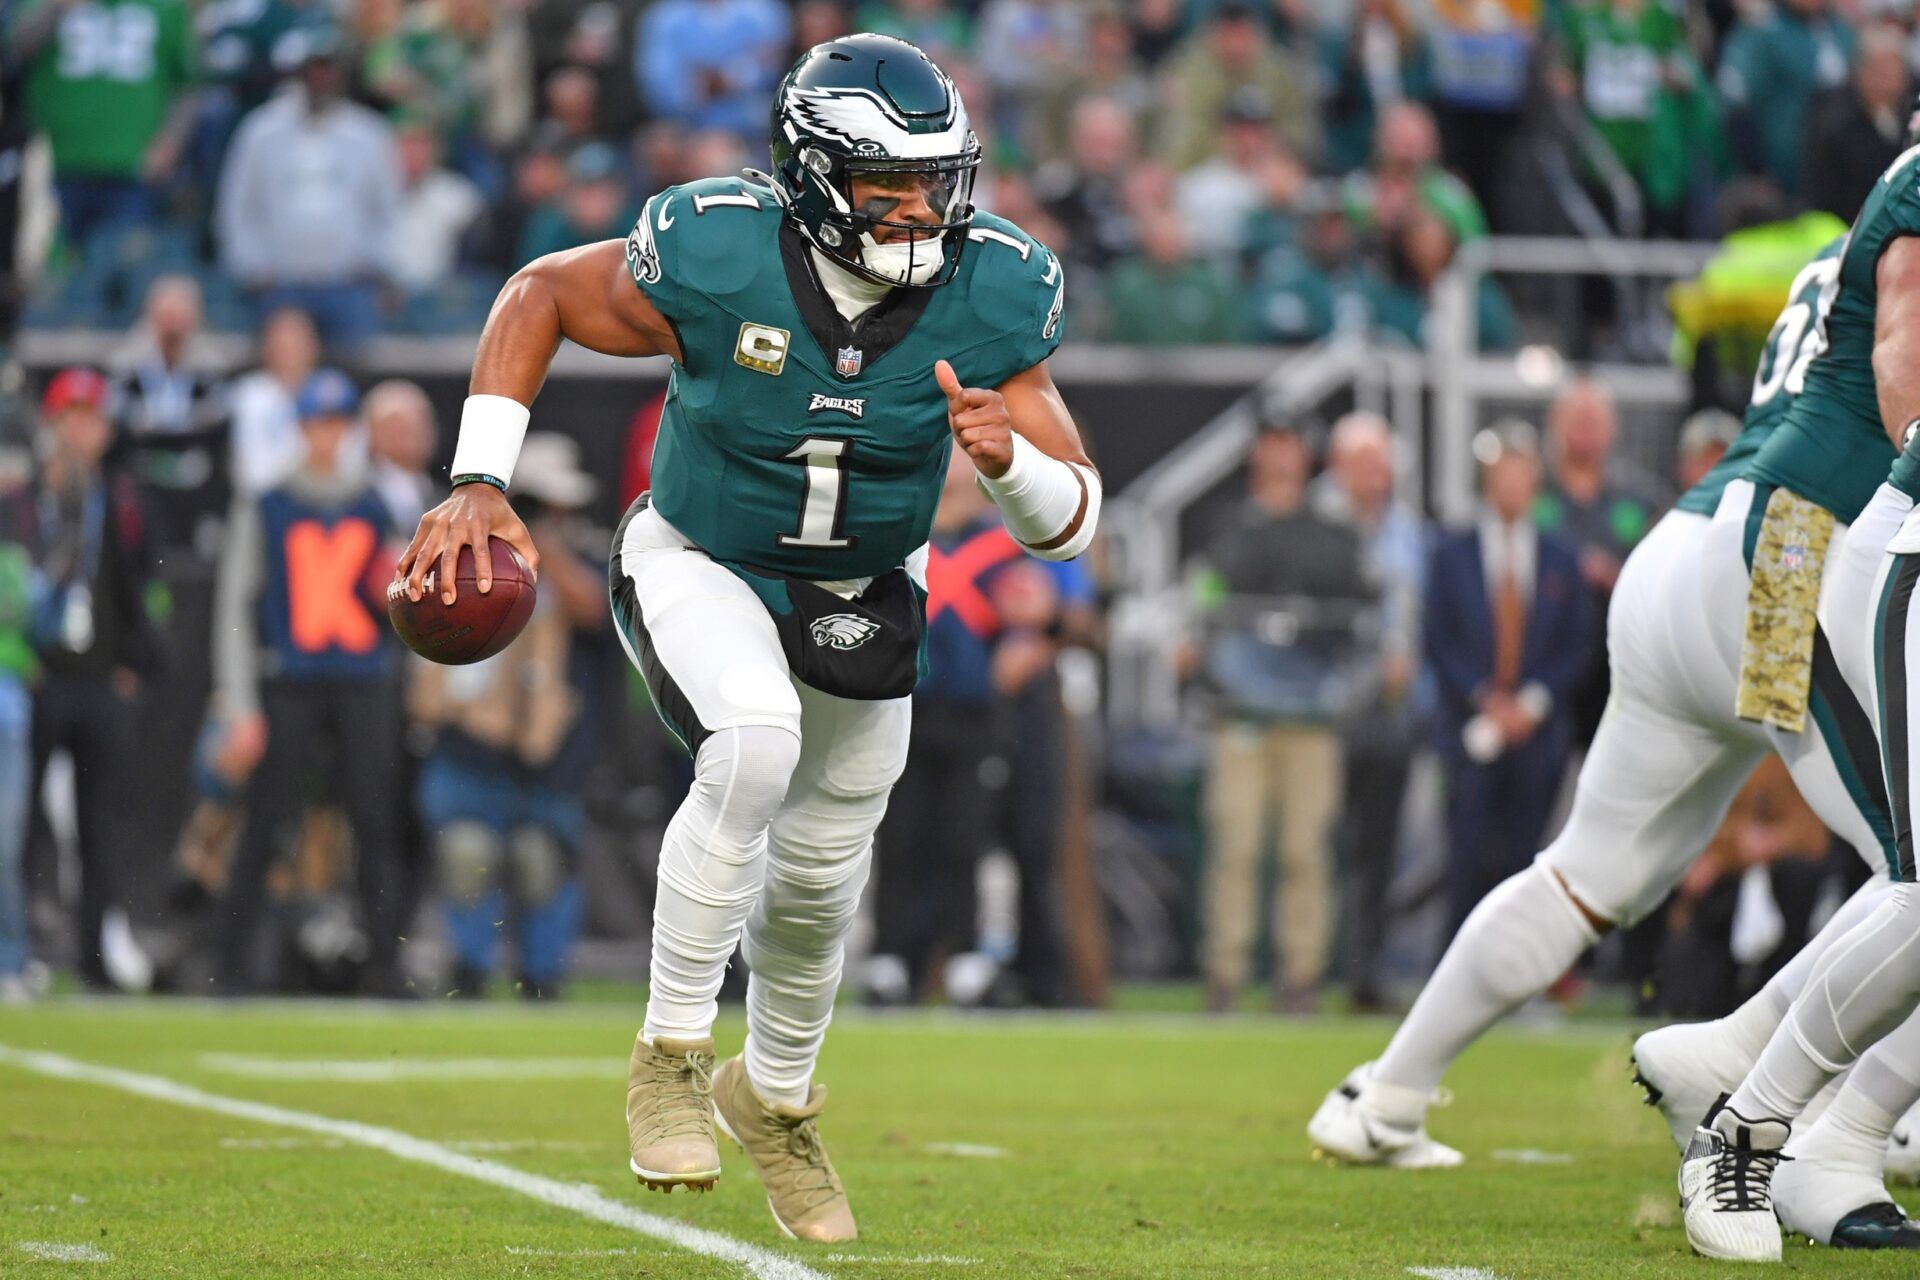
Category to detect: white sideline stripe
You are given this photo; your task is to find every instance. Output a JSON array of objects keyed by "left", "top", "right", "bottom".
[
  {"left": 1407, "top": 1269, "right": 1510, "bottom": 1280},
  {"left": 922, "top": 1143, "right": 1006, "bottom": 1159},
  {"left": 0, "top": 1045, "right": 828, "bottom": 1280},
  {"left": 197, "top": 1053, "right": 614, "bottom": 1082},
  {"left": 17, "top": 1242, "right": 110, "bottom": 1262}
]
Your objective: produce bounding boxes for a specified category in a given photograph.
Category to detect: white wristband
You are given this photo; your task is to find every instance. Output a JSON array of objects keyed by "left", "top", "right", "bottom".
[
  {"left": 449, "top": 394, "right": 532, "bottom": 487},
  {"left": 976, "top": 432, "right": 1101, "bottom": 561}
]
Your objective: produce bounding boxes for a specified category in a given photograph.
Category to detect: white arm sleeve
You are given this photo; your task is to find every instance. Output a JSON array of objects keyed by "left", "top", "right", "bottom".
[{"left": 976, "top": 432, "right": 1101, "bottom": 562}]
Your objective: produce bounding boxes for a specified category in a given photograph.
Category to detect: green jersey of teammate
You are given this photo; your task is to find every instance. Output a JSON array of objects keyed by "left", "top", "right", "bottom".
[
  {"left": 1677, "top": 236, "right": 1845, "bottom": 517},
  {"left": 1742, "top": 148, "right": 1920, "bottom": 523},
  {"left": 627, "top": 174, "right": 1064, "bottom": 584}
]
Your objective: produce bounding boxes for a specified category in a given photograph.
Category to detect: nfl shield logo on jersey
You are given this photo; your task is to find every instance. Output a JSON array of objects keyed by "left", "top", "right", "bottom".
[
  {"left": 835, "top": 346, "right": 863, "bottom": 378},
  {"left": 1782, "top": 542, "right": 1805, "bottom": 570}
]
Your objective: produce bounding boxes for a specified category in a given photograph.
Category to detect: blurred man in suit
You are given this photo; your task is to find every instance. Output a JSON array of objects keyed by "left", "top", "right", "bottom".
[{"left": 1425, "top": 420, "right": 1590, "bottom": 936}]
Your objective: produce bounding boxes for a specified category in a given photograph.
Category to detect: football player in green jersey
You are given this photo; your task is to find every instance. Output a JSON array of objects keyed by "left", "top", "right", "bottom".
[
  {"left": 1313, "top": 203, "right": 1920, "bottom": 1240},
  {"left": 1671, "top": 115, "right": 1920, "bottom": 1258},
  {"left": 396, "top": 36, "right": 1097, "bottom": 1242}
]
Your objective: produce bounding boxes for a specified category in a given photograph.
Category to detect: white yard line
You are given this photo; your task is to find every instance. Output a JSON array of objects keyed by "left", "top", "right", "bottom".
[
  {"left": 17, "top": 1242, "right": 110, "bottom": 1262},
  {"left": 197, "top": 1053, "right": 614, "bottom": 1082},
  {"left": 1407, "top": 1269, "right": 1511, "bottom": 1280},
  {"left": 822, "top": 1255, "right": 980, "bottom": 1267},
  {"left": 0, "top": 1044, "right": 826, "bottom": 1280},
  {"left": 1489, "top": 1148, "right": 1574, "bottom": 1166},
  {"left": 922, "top": 1143, "right": 1006, "bottom": 1159}
]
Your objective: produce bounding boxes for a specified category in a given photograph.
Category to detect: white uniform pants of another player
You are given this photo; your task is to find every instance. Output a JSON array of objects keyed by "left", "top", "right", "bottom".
[
  {"left": 1673, "top": 478, "right": 1920, "bottom": 1261},
  {"left": 1309, "top": 479, "right": 1901, "bottom": 1170},
  {"left": 614, "top": 504, "right": 910, "bottom": 1107}
]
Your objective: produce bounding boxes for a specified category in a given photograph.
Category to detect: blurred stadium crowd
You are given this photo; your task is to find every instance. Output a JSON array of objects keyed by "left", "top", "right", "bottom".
[
  {"left": 0, "top": 0, "right": 1903, "bottom": 1011},
  {"left": 3, "top": 0, "right": 1914, "bottom": 344}
]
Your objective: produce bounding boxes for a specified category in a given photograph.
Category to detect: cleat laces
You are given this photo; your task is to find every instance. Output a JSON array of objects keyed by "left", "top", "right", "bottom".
[
  {"left": 649, "top": 1049, "right": 715, "bottom": 1140},
  {"left": 771, "top": 1114, "right": 841, "bottom": 1209},
  {"left": 1708, "top": 1142, "right": 1789, "bottom": 1213}
]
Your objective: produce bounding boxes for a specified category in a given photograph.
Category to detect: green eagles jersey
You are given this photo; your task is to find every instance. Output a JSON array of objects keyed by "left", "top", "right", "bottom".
[
  {"left": 1742, "top": 149, "right": 1920, "bottom": 524},
  {"left": 627, "top": 176, "right": 1064, "bottom": 583},
  {"left": 22, "top": 0, "right": 196, "bottom": 179},
  {"left": 1678, "top": 235, "right": 1846, "bottom": 516}
]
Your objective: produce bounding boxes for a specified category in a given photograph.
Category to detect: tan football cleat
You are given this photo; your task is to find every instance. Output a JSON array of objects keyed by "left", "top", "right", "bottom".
[
  {"left": 626, "top": 1033, "right": 721, "bottom": 1191},
  {"left": 712, "top": 1055, "right": 857, "bottom": 1243}
]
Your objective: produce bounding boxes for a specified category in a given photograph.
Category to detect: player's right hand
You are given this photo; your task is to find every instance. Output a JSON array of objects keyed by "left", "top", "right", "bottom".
[{"left": 396, "top": 483, "right": 540, "bottom": 606}]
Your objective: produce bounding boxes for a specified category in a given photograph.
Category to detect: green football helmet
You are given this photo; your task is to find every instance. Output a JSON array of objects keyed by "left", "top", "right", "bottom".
[{"left": 769, "top": 33, "right": 980, "bottom": 289}]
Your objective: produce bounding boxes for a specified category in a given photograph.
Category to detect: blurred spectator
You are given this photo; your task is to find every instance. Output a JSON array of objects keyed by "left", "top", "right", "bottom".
[
  {"left": 410, "top": 433, "right": 603, "bottom": 1000},
  {"left": 1717, "top": 0, "right": 1855, "bottom": 199},
  {"left": 1658, "top": 756, "right": 1832, "bottom": 1017},
  {"left": 389, "top": 119, "right": 484, "bottom": 296},
  {"left": 363, "top": 378, "right": 438, "bottom": 531},
  {"left": 1173, "top": 87, "right": 1307, "bottom": 259},
  {"left": 1156, "top": 0, "right": 1319, "bottom": 171},
  {"left": 368, "top": 0, "right": 532, "bottom": 164},
  {"left": 0, "top": 422, "right": 32, "bottom": 1002},
  {"left": 527, "top": 0, "right": 640, "bottom": 136},
  {"left": 107, "top": 276, "right": 232, "bottom": 567},
  {"left": 1425, "top": 0, "right": 1537, "bottom": 228},
  {"left": 1676, "top": 407, "right": 1740, "bottom": 493},
  {"left": 1246, "top": 208, "right": 1353, "bottom": 344},
  {"left": 210, "top": 369, "right": 403, "bottom": 995},
  {"left": 12, "top": 0, "right": 198, "bottom": 251},
  {"left": 791, "top": 0, "right": 851, "bottom": 59},
  {"left": 107, "top": 276, "right": 235, "bottom": 897},
  {"left": 1362, "top": 208, "right": 1517, "bottom": 350},
  {"left": 22, "top": 368, "right": 159, "bottom": 992},
  {"left": 872, "top": 444, "right": 1066, "bottom": 1004},
  {"left": 215, "top": 34, "right": 403, "bottom": 347},
  {"left": 1426, "top": 421, "right": 1588, "bottom": 937},
  {"left": 202, "top": 0, "right": 336, "bottom": 115},
  {"left": 635, "top": 0, "right": 790, "bottom": 138},
  {"left": 1312, "top": 412, "right": 1426, "bottom": 1012},
  {"left": 1553, "top": 0, "right": 1724, "bottom": 237},
  {"left": 1534, "top": 377, "right": 1658, "bottom": 743},
  {"left": 540, "top": 64, "right": 605, "bottom": 150},
  {"left": 1104, "top": 208, "right": 1245, "bottom": 345},
  {"left": 1129, "top": 0, "right": 1185, "bottom": 66},
  {"left": 1802, "top": 22, "right": 1909, "bottom": 223},
  {"left": 977, "top": 0, "right": 1087, "bottom": 123},
  {"left": 862, "top": 0, "right": 969, "bottom": 64},
  {"left": 229, "top": 306, "right": 321, "bottom": 496},
  {"left": 481, "top": 123, "right": 571, "bottom": 270},
  {"left": 1032, "top": 0, "right": 1150, "bottom": 164},
  {"left": 1317, "top": 0, "right": 1432, "bottom": 177},
  {"left": 1669, "top": 193, "right": 1844, "bottom": 417},
  {"left": 516, "top": 141, "right": 634, "bottom": 265},
  {"left": 1032, "top": 97, "right": 1142, "bottom": 275},
  {"left": 1194, "top": 422, "right": 1374, "bottom": 1013},
  {"left": 1344, "top": 101, "right": 1486, "bottom": 250}
]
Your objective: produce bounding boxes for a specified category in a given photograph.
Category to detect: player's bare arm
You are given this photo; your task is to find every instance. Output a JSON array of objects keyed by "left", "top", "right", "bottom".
[
  {"left": 1873, "top": 237, "right": 1920, "bottom": 448},
  {"left": 934, "top": 358, "right": 1100, "bottom": 560},
  {"left": 398, "top": 241, "right": 683, "bottom": 604}
]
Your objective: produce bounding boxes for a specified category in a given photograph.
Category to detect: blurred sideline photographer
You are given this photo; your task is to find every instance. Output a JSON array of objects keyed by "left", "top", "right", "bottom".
[
  {"left": 1194, "top": 420, "right": 1376, "bottom": 1014},
  {"left": 19, "top": 367, "right": 158, "bottom": 992},
  {"left": 209, "top": 369, "right": 403, "bottom": 995},
  {"left": 410, "top": 433, "right": 607, "bottom": 1000}
]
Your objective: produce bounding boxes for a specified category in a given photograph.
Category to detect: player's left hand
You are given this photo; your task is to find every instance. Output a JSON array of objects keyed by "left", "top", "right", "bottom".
[{"left": 935, "top": 359, "right": 1014, "bottom": 479}]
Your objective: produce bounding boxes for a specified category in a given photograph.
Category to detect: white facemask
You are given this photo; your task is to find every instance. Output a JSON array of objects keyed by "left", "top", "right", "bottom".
[{"left": 859, "top": 235, "right": 946, "bottom": 287}]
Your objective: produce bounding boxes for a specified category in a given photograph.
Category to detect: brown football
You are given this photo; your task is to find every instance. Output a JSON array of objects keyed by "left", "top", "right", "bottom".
[{"left": 386, "top": 537, "right": 537, "bottom": 665}]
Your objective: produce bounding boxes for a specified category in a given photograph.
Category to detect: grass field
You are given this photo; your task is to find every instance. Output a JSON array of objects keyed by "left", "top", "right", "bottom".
[{"left": 0, "top": 998, "right": 1910, "bottom": 1279}]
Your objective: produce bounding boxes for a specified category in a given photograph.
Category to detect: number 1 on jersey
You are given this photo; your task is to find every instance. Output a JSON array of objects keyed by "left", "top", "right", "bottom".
[{"left": 779, "top": 438, "right": 857, "bottom": 549}]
